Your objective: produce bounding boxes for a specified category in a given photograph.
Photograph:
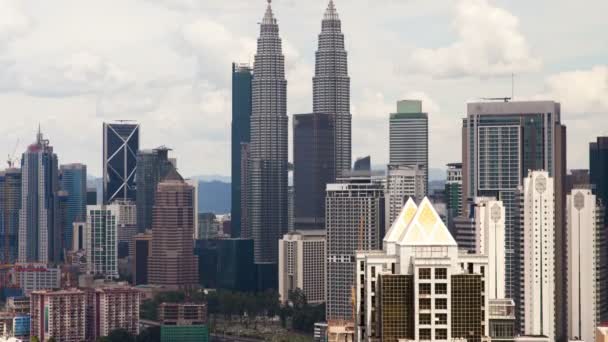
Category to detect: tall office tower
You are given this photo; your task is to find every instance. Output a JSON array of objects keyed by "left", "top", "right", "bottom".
[
  {"left": 185, "top": 179, "right": 199, "bottom": 239},
  {"left": 30, "top": 289, "right": 87, "bottom": 342},
  {"left": 86, "top": 205, "right": 119, "bottom": 279},
  {"left": 326, "top": 176, "right": 385, "bottom": 321},
  {"left": 278, "top": 230, "right": 326, "bottom": 304},
  {"left": 0, "top": 168, "right": 21, "bottom": 263},
  {"left": 353, "top": 156, "right": 371, "bottom": 172},
  {"left": 132, "top": 230, "right": 152, "bottom": 285},
  {"left": 445, "top": 162, "right": 463, "bottom": 236},
  {"left": 135, "top": 147, "right": 174, "bottom": 232},
  {"left": 566, "top": 188, "right": 607, "bottom": 342},
  {"left": 103, "top": 121, "right": 139, "bottom": 204},
  {"left": 474, "top": 198, "right": 506, "bottom": 299},
  {"left": 463, "top": 101, "right": 566, "bottom": 336},
  {"left": 389, "top": 100, "right": 429, "bottom": 192},
  {"left": 231, "top": 63, "right": 253, "bottom": 238},
  {"left": 248, "top": 0, "right": 288, "bottom": 290},
  {"left": 87, "top": 187, "right": 97, "bottom": 206},
  {"left": 356, "top": 198, "right": 490, "bottom": 342},
  {"left": 240, "top": 143, "right": 251, "bottom": 238},
  {"left": 72, "top": 222, "right": 86, "bottom": 251},
  {"left": 293, "top": 113, "right": 335, "bottom": 230},
  {"left": 18, "top": 129, "right": 61, "bottom": 264},
  {"left": 59, "top": 163, "right": 87, "bottom": 252},
  {"left": 385, "top": 164, "right": 425, "bottom": 231},
  {"left": 115, "top": 200, "right": 137, "bottom": 258},
  {"left": 313, "top": 0, "right": 351, "bottom": 178},
  {"left": 590, "top": 137, "right": 608, "bottom": 222},
  {"left": 521, "top": 171, "right": 555, "bottom": 341},
  {"left": 148, "top": 169, "right": 198, "bottom": 289},
  {"left": 566, "top": 169, "right": 590, "bottom": 193}
]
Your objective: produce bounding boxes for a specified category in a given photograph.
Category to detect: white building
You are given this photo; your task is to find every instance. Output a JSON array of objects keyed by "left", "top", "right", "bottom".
[
  {"left": 566, "top": 188, "right": 606, "bottom": 342},
  {"left": 521, "top": 171, "right": 555, "bottom": 340},
  {"left": 86, "top": 205, "right": 119, "bottom": 279},
  {"left": 474, "top": 198, "right": 506, "bottom": 299},
  {"left": 385, "top": 164, "right": 426, "bottom": 231},
  {"left": 278, "top": 230, "right": 326, "bottom": 304},
  {"left": 12, "top": 264, "right": 61, "bottom": 295}
]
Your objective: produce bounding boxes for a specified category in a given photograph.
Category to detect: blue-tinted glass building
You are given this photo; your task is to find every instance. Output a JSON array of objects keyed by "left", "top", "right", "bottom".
[
  {"left": 103, "top": 122, "right": 139, "bottom": 204},
  {"left": 195, "top": 238, "right": 255, "bottom": 292},
  {"left": 59, "top": 163, "right": 87, "bottom": 251},
  {"left": 0, "top": 168, "right": 21, "bottom": 263}
]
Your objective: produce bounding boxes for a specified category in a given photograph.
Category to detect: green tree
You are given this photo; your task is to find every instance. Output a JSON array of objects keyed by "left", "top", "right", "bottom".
[
  {"left": 137, "top": 326, "right": 161, "bottom": 342},
  {"left": 105, "top": 329, "right": 136, "bottom": 342}
]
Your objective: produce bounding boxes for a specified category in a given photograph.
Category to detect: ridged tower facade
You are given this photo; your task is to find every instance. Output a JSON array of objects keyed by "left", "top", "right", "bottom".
[
  {"left": 313, "top": 0, "right": 351, "bottom": 178},
  {"left": 249, "top": 1, "right": 288, "bottom": 272}
]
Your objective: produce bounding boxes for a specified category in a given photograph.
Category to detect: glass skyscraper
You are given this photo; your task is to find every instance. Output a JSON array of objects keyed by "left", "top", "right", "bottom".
[
  {"left": 59, "top": 163, "right": 87, "bottom": 252},
  {"left": 0, "top": 168, "right": 21, "bottom": 263},
  {"left": 590, "top": 136, "right": 608, "bottom": 222},
  {"left": 103, "top": 121, "right": 139, "bottom": 204},
  {"left": 136, "top": 147, "right": 174, "bottom": 232}
]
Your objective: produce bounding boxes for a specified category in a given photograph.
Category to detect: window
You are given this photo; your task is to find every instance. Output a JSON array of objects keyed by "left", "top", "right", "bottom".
[
  {"left": 419, "top": 329, "right": 431, "bottom": 340},
  {"left": 435, "top": 268, "right": 447, "bottom": 279},
  {"left": 435, "top": 329, "right": 447, "bottom": 339},
  {"left": 419, "top": 313, "right": 431, "bottom": 325},
  {"left": 360, "top": 262, "right": 364, "bottom": 271},
  {"left": 371, "top": 266, "right": 376, "bottom": 277},
  {"left": 371, "top": 281, "right": 375, "bottom": 292},
  {"left": 419, "top": 298, "right": 431, "bottom": 310},
  {"left": 435, "top": 298, "right": 447, "bottom": 310},
  {"left": 435, "top": 283, "right": 447, "bottom": 294},
  {"left": 419, "top": 268, "right": 431, "bottom": 279},
  {"left": 435, "top": 313, "right": 447, "bottom": 325},
  {"left": 419, "top": 283, "right": 431, "bottom": 295}
]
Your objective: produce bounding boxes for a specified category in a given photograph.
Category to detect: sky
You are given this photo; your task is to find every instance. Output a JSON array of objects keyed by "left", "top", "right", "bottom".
[{"left": 0, "top": 0, "right": 606, "bottom": 179}]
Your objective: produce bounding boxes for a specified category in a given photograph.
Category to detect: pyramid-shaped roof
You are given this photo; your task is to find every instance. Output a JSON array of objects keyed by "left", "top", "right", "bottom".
[
  {"left": 384, "top": 198, "right": 418, "bottom": 244},
  {"left": 398, "top": 197, "right": 457, "bottom": 246},
  {"left": 161, "top": 167, "right": 183, "bottom": 182}
]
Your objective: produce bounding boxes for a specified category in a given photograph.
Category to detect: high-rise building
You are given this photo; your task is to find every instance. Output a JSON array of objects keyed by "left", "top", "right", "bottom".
[
  {"left": 389, "top": 100, "right": 429, "bottom": 192},
  {"left": 136, "top": 147, "right": 174, "bottom": 233},
  {"left": 566, "top": 188, "right": 607, "bottom": 342},
  {"left": 185, "top": 179, "right": 199, "bottom": 239},
  {"left": 356, "top": 198, "right": 490, "bottom": 341},
  {"left": 521, "top": 171, "right": 555, "bottom": 341},
  {"left": 115, "top": 200, "right": 137, "bottom": 258},
  {"left": 385, "top": 164, "right": 425, "bottom": 231},
  {"left": 30, "top": 288, "right": 87, "bottom": 342},
  {"left": 87, "top": 285, "right": 141, "bottom": 340},
  {"left": 352, "top": 156, "right": 370, "bottom": 173},
  {"left": 240, "top": 143, "right": 250, "bottom": 238},
  {"left": 313, "top": 0, "right": 351, "bottom": 178},
  {"left": 103, "top": 121, "right": 139, "bottom": 204},
  {"left": 278, "top": 230, "right": 326, "bottom": 304},
  {"left": 148, "top": 169, "right": 198, "bottom": 289},
  {"left": 72, "top": 222, "right": 86, "bottom": 251},
  {"left": 248, "top": 1, "right": 288, "bottom": 290},
  {"left": 474, "top": 198, "right": 506, "bottom": 300},
  {"left": 18, "top": 129, "right": 61, "bottom": 264},
  {"left": 231, "top": 63, "right": 253, "bottom": 239},
  {"left": 86, "top": 205, "right": 119, "bottom": 279},
  {"left": 445, "top": 162, "right": 462, "bottom": 236},
  {"left": 132, "top": 230, "right": 152, "bottom": 286},
  {"left": 326, "top": 177, "right": 385, "bottom": 321},
  {"left": 0, "top": 168, "right": 21, "bottom": 264},
  {"left": 59, "top": 164, "right": 87, "bottom": 253},
  {"left": 462, "top": 101, "right": 566, "bottom": 335},
  {"left": 86, "top": 187, "right": 97, "bottom": 206},
  {"left": 293, "top": 113, "right": 335, "bottom": 230},
  {"left": 590, "top": 137, "right": 608, "bottom": 221}
]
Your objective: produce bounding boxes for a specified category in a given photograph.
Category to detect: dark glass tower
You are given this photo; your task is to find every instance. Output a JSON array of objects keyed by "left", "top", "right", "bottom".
[
  {"left": 591, "top": 137, "right": 608, "bottom": 221},
  {"left": 0, "top": 168, "right": 21, "bottom": 263},
  {"left": 248, "top": 0, "right": 288, "bottom": 290},
  {"left": 293, "top": 113, "right": 334, "bottom": 230},
  {"left": 103, "top": 121, "right": 139, "bottom": 204},
  {"left": 59, "top": 163, "right": 87, "bottom": 251},
  {"left": 136, "top": 147, "right": 174, "bottom": 232},
  {"left": 313, "top": 0, "right": 351, "bottom": 178},
  {"left": 231, "top": 63, "right": 253, "bottom": 238}
]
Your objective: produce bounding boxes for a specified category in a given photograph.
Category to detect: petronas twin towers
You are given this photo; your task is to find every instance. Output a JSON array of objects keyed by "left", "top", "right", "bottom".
[{"left": 248, "top": 0, "right": 350, "bottom": 287}]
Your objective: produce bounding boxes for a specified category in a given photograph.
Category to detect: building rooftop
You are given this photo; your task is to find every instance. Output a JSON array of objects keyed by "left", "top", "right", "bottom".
[{"left": 397, "top": 197, "right": 457, "bottom": 247}]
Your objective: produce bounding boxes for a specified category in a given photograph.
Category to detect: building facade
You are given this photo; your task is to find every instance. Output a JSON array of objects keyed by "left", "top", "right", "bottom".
[
  {"left": 18, "top": 130, "right": 61, "bottom": 264},
  {"left": 13, "top": 264, "right": 61, "bottom": 295},
  {"left": 389, "top": 100, "right": 429, "bottom": 192},
  {"left": 445, "top": 163, "right": 462, "bottom": 236},
  {"left": 30, "top": 289, "right": 87, "bottom": 342},
  {"left": 103, "top": 122, "right": 139, "bottom": 204},
  {"left": 88, "top": 286, "right": 141, "bottom": 339},
  {"left": 590, "top": 137, "right": 608, "bottom": 223},
  {"left": 59, "top": 164, "right": 87, "bottom": 254},
  {"left": 231, "top": 63, "right": 253, "bottom": 239},
  {"left": 385, "top": 164, "right": 425, "bottom": 231},
  {"left": 474, "top": 198, "right": 506, "bottom": 300},
  {"left": 326, "top": 177, "right": 385, "bottom": 321},
  {"left": 86, "top": 205, "right": 119, "bottom": 279},
  {"left": 293, "top": 113, "right": 335, "bottom": 230},
  {"left": 132, "top": 231, "right": 152, "bottom": 286},
  {"left": 313, "top": 0, "right": 351, "bottom": 179},
  {"left": 278, "top": 230, "right": 326, "bottom": 304},
  {"left": 0, "top": 168, "right": 21, "bottom": 264},
  {"left": 135, "top": 147, "right": 174, "bottom": 233}
]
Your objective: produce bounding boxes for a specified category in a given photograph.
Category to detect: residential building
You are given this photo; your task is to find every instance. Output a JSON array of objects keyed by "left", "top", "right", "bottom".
[
  {"left": 103, "top": 121, "right": 139, "bottom": 204},
  {"left": 293, "top": 113, "right": 335, "bottom": 230},
  {"left": 385, "top": 164, "right": 425, "bottom": 231},
  {"left": 59, "top": 164, "right": 87, "bottom": 253},
  {"left": 445, "top": 162, "right": 462, "bottom": 236},
  {"left": 132, "top": 231, "right": 152, "bottom": 286},
  {"left": 12, "top": 264, "right": 61, "bottom": 295},
  {"left": 326, "top": 177, "right": 385, "bottom": 321},
  {"left": 0, "top": 168, "right": 20, "bottom": 264},
  {"left": 86, "top": 205, "right": 119, "bottom": 279},
  {"left": 231, "top": 63, "right": 252, "bottom": 238},
  {"left": 279, "top": 230, "right": 326, "bottom": 304},
  {"left": 313, "top": 0, "right": 351, "bottom": 179},
  {"left": 159, "top": 303, "right": 208, "bottom": 342},
  {"left": 567, "top": 188, "right": 607, "bottom": 342},
  {"left": 148, "top": 169, "right": 198, "bottom": 289},
  {"left": 389, "top": 100, "right": 429, "bottom": 191},
  {"left": 474, "top": 198, "right": 506, "bottom": 299},
  {"left": 462, "top": 101, "right": 566, "bottom": 336},
  {"left": 521, "top": 171, "right": 555, "bottom": 341},
  {"left": 356, "top": 198, "right": 490, "bottom": 342},
  {"left": 135, "top": 147, "right": 174, "bottom": 233},
  {"left": 30, "top": 289, "right": 87, "bottom": 342},
  {"left": 18, "top": 129, "right": 61, "bottom": 264},
  {"left": 87, "top": 285, "right": 140, "bottom": 339},
  {"left": 248, "top": 1, "right": 288, "bottom": 290}
]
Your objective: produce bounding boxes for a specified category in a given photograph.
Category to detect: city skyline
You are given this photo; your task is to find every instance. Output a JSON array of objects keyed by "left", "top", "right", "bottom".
[{"left": 0, "top": 0, "right": 606, "bottom": 178}]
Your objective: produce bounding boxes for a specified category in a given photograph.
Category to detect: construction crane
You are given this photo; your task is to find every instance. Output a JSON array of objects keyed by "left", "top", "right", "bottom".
[{"left": 7, "top": 139, "right": 19, "bottom": 168}]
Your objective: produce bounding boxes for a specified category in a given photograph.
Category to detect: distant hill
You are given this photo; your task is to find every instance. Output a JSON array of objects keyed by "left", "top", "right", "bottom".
[{"left": 198, "top": 181, "right": 231, "bottom": 214}]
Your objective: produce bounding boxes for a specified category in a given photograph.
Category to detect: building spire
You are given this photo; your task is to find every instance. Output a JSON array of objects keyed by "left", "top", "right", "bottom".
[
  {"left": 324, "top": 0, "right": 339, "bottom": 21},
  {"left": 262, "top": 0, "right": 276, "bottom": 25},
  {"left": 37, "top": 123, "right": 43, "bottom": 145}
]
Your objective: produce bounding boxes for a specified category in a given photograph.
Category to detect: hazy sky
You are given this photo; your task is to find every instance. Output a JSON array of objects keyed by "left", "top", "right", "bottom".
[{"left": 0, "top": 0, "right": 606, "bottom": 178}]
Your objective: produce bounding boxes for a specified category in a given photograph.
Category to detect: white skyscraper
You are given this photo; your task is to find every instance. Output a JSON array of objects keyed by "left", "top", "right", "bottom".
[
  {"left": 474, "top": 198, "right": 506, "bottom": 299},
  {"left": 86, "top": 205, "right": 119, "bottom": 279},
  {"left": 385, "top": 164, "right": 426, "bottom": 231},
  {"left": 522, "top": 171, "right": 555, "bottom": 340},
  {"left": 566, "top": 188, "right": 606, "bottom": 342}
]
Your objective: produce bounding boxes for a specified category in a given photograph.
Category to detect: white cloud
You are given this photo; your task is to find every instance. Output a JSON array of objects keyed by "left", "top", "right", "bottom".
[
  {"left": 544, "top": 66, "right": 608, "bottom": 114},
  {"left": 407, "top": 0, "right": 541, "bottom": 78},
  {"left": 0, "top": 0, "right": 30, "bottom": 46}
]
